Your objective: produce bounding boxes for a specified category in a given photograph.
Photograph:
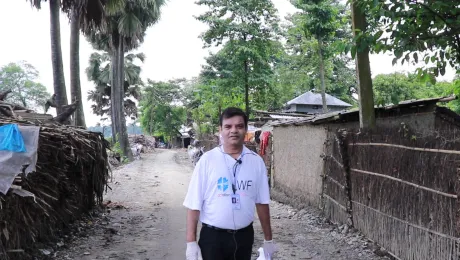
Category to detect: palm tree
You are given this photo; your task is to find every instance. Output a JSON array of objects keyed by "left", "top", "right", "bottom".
[
  {"left": 70, "top": 8, "right": 86, "bottom": 127},
  {"left": 27, "top": 0, "right": 106, "bottom": 116},
  {"left": 88, "top": 0, "right": 166, "bottom": 160},
  {"left": 49, "top": 0, "right": 68, "bottom": 115},
  {"left": 86, "top": 52, "right": 143, "bottom": 141}
]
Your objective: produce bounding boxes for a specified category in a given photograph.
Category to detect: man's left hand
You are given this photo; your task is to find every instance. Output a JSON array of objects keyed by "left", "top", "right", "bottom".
[{"left": 263, "top": 240, "right": 277, "bottom": 258}]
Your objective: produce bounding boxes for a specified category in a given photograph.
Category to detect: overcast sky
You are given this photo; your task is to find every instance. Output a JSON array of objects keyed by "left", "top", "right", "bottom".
[{"left": 0, "top": 0, "right": 456, "bottom": 126}]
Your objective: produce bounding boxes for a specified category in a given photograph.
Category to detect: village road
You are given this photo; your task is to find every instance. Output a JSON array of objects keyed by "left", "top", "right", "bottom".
[{"left": 55, "top": 149, "right": 387, "bottom": 260}]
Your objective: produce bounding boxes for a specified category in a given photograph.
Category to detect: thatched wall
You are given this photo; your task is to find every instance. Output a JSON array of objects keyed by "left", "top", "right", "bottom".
[
  {"left": 0, "top": 119, "right": 109, "bottom": 259},
  {"left": 324, "top": 125, "right": 460, "bottom": 260},
  {"left": 322, "top": 130, "right": 352, "bottom": 225},
  {"left": 272, "top": 125, "right": 326, "bottom": 208}
]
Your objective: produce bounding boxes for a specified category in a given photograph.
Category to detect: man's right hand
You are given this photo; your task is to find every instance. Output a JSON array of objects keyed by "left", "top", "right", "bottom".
[{"left": 186, "top": 241, "right": 202, "bottom": 260}]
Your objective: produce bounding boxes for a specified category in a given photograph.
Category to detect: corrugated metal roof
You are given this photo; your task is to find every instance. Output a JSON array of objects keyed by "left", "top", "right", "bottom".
[
  {"left": 274, "top": 95, "right": 457, "bottom": 127},
  {"left": 287, "top": 91, "right": 352, "bottom": 107},
  {"left": 269, "top": 114, "right": 305, "bottom": 119}
]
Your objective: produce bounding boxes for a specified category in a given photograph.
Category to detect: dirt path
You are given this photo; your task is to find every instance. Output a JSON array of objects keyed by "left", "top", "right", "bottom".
[{"left": 54, "top": 149, "right": 387, "bottom": 260}]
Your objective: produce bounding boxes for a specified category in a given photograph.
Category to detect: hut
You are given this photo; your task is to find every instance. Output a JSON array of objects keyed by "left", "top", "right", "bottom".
[
  {"left": 270, "top": 96, "right": 457, "bottom": 208},
  {"left": 283, "top": 91, "right": 352, "bottom": 114}
]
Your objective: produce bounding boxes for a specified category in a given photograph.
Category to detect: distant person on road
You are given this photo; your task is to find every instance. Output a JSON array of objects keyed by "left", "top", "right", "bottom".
[{"left": 183, "top": 107, "right": 276, "bottom": 260}]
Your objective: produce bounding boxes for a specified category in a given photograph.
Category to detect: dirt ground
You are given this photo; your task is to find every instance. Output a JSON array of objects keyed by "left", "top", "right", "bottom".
[{"left": 51, "top": 149, "right": 389, "bottom": 260}]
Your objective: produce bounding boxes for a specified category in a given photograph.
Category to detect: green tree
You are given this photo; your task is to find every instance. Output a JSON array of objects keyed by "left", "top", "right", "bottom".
[
  {"left": 88, "top": 0, "right": 166, "bottom": 160},
  {"left": 360, "top": 0, "right": 460, "bottom": 78},
  {"left": 86, "top": 52, "right": 143, "bottom": 122},
  {"left": 373, "top": 73, "right": 418, "bottom": 106},
  {"left": 196, "top": 0, "right": 281, "bottom": 116},
  {"left": 28, "top": 0, "right": 106, "bottom": 116},
  {"left": 373, "top": 72, "right": 455, "bottom": 106},
  {"left": 0, "top": 62, "right": 50, "bottom": 111},
  {"left": 140, "top": 79, "right": 187, "bottom": 140},
  {"left": 292, "top": 0, "right": 343, "bottom": 113},
  {"left": 276, "top": 10, "right": 357, "bottom": 109}
]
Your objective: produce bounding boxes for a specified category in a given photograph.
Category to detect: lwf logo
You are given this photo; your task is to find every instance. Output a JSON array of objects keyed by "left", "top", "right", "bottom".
[
  {"left": 217, "top": 178, "right": 253, "bottom": 192},
  {"left": 217, "top": 177, "right": 229, "bottom": 192},
  {"left": 237, "top": 180, "right": 252, "bottom": 190}
]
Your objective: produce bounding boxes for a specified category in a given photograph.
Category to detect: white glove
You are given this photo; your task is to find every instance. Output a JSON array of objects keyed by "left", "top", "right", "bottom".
[
  {"left": 186, "top": 241, "right": 202, "bottom": 260},
  {"left": 263, "top": 240, "right": 277, "bottom": 259}
]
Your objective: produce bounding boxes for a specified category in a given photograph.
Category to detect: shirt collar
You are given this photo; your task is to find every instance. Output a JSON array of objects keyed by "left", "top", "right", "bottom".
[
  {"left": 219, "top": 145, "right": 256, "bottom": 157},
  {"left": 242, "top": 145, "right": 256, "bottom": 156}
]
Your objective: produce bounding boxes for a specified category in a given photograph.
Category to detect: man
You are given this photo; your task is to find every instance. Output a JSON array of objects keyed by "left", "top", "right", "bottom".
[{"left": 183, "top": 107, "right": 276, "bottom": 260}]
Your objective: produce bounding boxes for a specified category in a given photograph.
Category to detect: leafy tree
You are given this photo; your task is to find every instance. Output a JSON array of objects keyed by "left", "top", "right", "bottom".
[
  {"left": 86, "top": 52, "right": 143, "bottom": 120},
  {"left": 0, "top": 62, "right": 50, "bottom": 111},
  {"left": 291, "top": 0, "right": 343, "bottom": 112},
  {"left": 196, "top": 0, "right": 281, "bottom": 116},
  {"left": 358, "top": 0, "right": 460, "bottom": 79},
  {"left": 28, "top": 0, "right": 107, "bottom": 117},
  {"left": 140, "top": 79, "right": 187, "bottom": 140},
  {"left": 373, "top": 72, "right": 455, "bottom": 106},
  {"left": 276, "top": 9, "right": 357, "bottom": 109},
  {"left": 373, "top": 73, "right": 419, "bottom": 106},
  {"left": 87, "top": 0, "right": 165, "bottom": 161}
]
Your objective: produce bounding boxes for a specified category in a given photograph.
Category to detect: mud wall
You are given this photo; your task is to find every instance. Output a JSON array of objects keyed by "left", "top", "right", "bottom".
[{"left": 272, "top": 125, "right": 327, "bottom": 208}]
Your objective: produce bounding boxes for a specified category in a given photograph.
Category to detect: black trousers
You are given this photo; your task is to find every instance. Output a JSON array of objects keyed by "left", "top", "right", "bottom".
[{"left": 198, "top": 224, "right": 254, "bottom": 260}]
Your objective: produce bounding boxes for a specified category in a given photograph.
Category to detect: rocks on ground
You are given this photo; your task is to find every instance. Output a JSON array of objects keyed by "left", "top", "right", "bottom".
[
  {"left": 256, "top": 201, "right": 392, "bottom": 260},
  {"left": 128, "top": 135, "right": 156, "bottom": 153}
]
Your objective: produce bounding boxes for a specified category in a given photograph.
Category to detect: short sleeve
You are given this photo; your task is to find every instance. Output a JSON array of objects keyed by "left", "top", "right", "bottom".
[
  {"left": 256, "top": 160, "right": 270, "bottom": 204},
  {"left": 183, "top": 157, "right": 207, "bottom": 210}
]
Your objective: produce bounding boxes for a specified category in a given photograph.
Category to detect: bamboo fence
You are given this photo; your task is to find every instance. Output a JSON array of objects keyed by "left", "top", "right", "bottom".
[{"left": 323, "top": 126, "right": 460, "bottom": 259}]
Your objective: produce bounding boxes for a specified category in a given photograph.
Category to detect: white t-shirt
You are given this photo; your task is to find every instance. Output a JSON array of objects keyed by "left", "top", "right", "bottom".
[{"left": 183, "top": 145, "right": 270, "bottom": 230}]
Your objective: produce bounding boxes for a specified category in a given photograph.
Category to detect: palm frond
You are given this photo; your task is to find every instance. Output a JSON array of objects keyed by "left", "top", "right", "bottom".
[
  {"left": 118, "top": 12, "right": 142, "bottom": 38},
  {"left": 105, "top": 0, "right": 126, "bottom": 16}
]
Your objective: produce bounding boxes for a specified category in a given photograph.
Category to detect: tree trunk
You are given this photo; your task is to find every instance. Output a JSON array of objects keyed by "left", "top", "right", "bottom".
[
  {"left": 110, "top": 48, "right": 119, "bottom": 144},
  {"left": 70, "top": 8, "right": 86, "bottom": 127},
  {"left": 351, "top": 1, "right": 375, "bottom": 129},
  {"left": 244, "top": 59, "right": 250, "bottom": 117},
  {"left": 115, "top": 38, "right": 133, "bottom": 161},
  {"left": 317, "top": 36, "right": 328, "bottom": 113},
  {"left": 149, "top": 107, "right": 154, "bottom": 135},
  {"left": 49, "top": 0, "right": 69, "bottom": 115}
]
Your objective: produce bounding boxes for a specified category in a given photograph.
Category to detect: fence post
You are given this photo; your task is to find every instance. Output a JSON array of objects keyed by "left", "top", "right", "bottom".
[
  {"left": 337, "top": 129, "right": 354, "bottom": 227},
  {"left": 456, "top": 167, "right": 460, "bottom": 237}
]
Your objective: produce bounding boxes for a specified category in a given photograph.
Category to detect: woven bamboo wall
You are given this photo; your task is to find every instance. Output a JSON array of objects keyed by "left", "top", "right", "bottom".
[
  {"left": 323, "top": 130, "right": 352, "bottom": 225},
  {"left": 346, "top": 127, "right": 460, "bottom": 260}
]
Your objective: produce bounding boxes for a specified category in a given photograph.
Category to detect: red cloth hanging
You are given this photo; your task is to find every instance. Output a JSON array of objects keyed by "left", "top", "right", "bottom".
[{"left": 259, "top": 132, "right": 270, "bottom": 156}]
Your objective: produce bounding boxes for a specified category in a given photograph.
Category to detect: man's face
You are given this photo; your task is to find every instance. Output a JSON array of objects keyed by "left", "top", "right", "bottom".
[{"left": 219, "top": 115, "right": 247, "bottom": 146}]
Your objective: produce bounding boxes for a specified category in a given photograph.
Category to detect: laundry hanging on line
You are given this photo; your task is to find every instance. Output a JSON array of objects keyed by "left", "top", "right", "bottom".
[{"left": 259, "top": 131, "right": 270, "bottom": 156}]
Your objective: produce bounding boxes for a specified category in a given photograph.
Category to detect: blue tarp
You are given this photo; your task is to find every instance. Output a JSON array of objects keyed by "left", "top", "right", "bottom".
[{"left": 0, "top": 124, "right": 26, "bottom": 152}]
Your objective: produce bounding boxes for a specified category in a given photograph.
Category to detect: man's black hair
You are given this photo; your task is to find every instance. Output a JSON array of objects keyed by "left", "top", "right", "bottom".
[{"left": 219, "top": 107, "right": 248, "bottom": 127}]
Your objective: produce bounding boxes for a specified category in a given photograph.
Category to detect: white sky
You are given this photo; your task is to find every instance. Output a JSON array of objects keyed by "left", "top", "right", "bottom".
[{"left": 0, "top": 0, "right": 456, "bottom": 126}]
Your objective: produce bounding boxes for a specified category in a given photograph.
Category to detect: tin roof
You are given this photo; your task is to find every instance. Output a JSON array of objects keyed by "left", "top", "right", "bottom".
[
  {"left": 273, "top": 96, "right": 457, "bottom": 127},
  {"left": 287, "top": 91, "right": 352, "bottom": 107}
]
